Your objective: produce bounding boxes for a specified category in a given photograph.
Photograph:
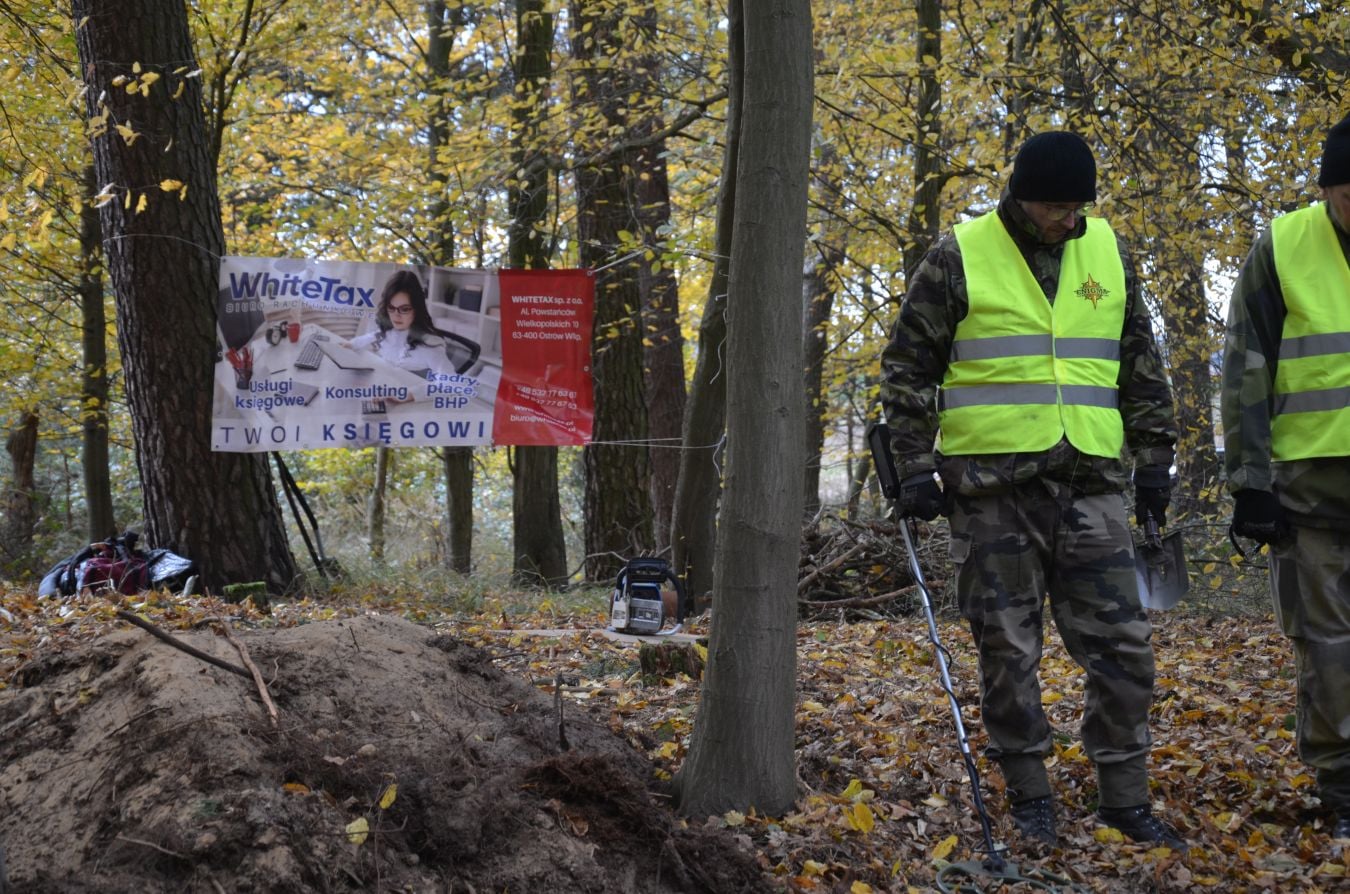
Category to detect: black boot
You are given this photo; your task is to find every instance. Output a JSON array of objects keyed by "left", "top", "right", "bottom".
[
  {"left": 1010, "top": 796, "right": 1058, "bottom": 846},
  {"left": 1098, "top": 804, "right": 1184, "bottom": 848}
]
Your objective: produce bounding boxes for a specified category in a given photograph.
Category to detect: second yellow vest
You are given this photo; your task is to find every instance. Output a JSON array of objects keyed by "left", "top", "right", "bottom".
[{"left": 1270, "top": 203, "right": 1350, "bottom": 461}]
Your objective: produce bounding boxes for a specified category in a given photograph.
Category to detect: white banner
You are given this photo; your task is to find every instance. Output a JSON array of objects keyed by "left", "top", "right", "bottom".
[{"left": 212, "top": 257, "right": 504, "bottom": 451}]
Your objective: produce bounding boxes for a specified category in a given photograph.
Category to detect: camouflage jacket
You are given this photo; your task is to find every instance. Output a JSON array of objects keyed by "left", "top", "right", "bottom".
[
  {"left": 1220, "top": 202, "right": 1350, "bottom": 526},
  {"left": 879, "top": 193, "right": 1177, "bottom": 496}
]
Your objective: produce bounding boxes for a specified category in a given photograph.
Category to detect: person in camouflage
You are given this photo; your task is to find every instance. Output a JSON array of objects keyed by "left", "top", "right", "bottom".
[
  {"left": 1222, "top": 112, "right": 1350, "bottom": 840},
  {"left": 879, "top": 132, "right": 1182, "bottom": 849}
]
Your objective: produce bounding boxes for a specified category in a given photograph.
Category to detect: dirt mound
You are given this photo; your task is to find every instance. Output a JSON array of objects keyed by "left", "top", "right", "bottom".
[{"left": 0, "top": 614, "right": 768, "bottom": 893}]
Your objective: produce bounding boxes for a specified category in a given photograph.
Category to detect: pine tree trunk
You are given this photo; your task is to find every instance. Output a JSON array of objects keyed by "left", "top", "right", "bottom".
[{"left": 71, "top": 0, "right": 297, "bottom": 593}]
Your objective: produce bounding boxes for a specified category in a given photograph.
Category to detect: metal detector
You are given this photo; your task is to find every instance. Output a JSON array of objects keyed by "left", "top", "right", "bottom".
[{"left": 866, "top": 422, "right": 1015, "bottom": 884}]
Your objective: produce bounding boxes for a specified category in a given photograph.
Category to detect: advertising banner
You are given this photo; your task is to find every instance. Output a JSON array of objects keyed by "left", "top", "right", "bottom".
[{"left": 211, "top": 257, "right": 594, "bottom": 451}]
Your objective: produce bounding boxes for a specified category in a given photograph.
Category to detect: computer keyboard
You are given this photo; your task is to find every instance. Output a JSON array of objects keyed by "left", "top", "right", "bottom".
[{"left": 294, "top": 334, "right": 326, "bottom": 370}]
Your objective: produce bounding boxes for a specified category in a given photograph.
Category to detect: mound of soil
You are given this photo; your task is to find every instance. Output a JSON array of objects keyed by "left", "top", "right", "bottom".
[{"left": 0, "top": 614, "right": 769, "bottom": 893}]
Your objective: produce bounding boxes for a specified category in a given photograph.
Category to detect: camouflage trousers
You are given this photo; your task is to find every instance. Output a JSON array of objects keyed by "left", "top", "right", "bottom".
[
  {"left": 1270, "top": 524, "right": 1350, "bottom": 813},
  {"left": 948, "top": 478, "right": 1156, "bottom": 808}
]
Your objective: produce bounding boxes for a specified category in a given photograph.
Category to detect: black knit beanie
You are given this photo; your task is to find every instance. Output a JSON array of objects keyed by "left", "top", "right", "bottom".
[
  {"left": 1318, "top": 113, "right": 1350, "bottom": 187},
  {"left": 1009, "top": 132, "right": 1097, "bottom": 203}
]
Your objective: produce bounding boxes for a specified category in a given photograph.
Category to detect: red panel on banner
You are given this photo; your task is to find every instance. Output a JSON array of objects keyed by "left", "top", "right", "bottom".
[{"left": 492, "top": 269, "right": 595, "bottom": 445}]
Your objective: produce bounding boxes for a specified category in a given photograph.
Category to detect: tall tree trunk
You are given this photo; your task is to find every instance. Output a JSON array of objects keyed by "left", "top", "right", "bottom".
[
  {"left": 79, "top": 162, "right": 115, "bottom": 541},
  {"left": 636, "top": 142, "right": 685, "bottom": 554},
  {"left": 2, "top": 411, "right": 39, "bottom": 577},
  {"left": 628, "top": 0, "right": 686, "bottom": 554},
  {"left": 669, "top": 0, "right": 743, "bottom": 605},
  {"left": 903, "top": 0, "right": 944, "bottom": 282},
  {"left": 509, "top": 0, "right": 568, "bottom": 588},
  {"left": 572, "top": 0, "right": 655, "bottom": 581},
  {"left": 426, "top": 0, "right": 475, "bottom": 575},
  {"left": 72, "top": 0, "right": 298, "bottom": 593},
  {"left": 676, "top": 0, "right": 812, "bottom": 817}
]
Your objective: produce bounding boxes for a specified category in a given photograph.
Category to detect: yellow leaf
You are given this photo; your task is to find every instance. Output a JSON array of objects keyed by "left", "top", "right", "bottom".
[
  {"left": 134, "top": 194, "right": 148, "bottom": 214},
  {"left": 801, "top": 860, "right": 827, "bottom": 877},
  {"left": 172, "top": 81, "right": 186, "bottom": 100},
  {"left": 922, "top": 794, "right": 948, "bottom": 808},
  {"left": 159, "top": 179, "right": 184, "bottom": 192},
  {"left": 802, "top": 700, "right": 827, "bottom": 714},
  {"left": 724, "top": 809, "right": 745, "bottom": 827},
  {"left": 1094, "top": 826, "right": 1125, "bottom": 843},
  {"left": 345, "top": 816, "right": 369, "bottom": 845},
  {"left": 850, "top": 883, "right": 874, "bottom": 894},
  {"left": 378, "top": 783, "right": 397, "bottom": 810},
  {"left": 655, "top": 741, "right": 679, "bottom": 760},
  {"left": 283, "top": 782, "right": 310, "bottom": 795},
  {"left": 178, "top": 185, "right": 189, "bottom": 201},
  {"left": 694, "top": 643, "right": 707, "bottom": 662},
  {"left": 841, "top": 779, "right": 864, "bottom": 800},
  {"left": 0, "top": 233, "right": 14, "bottom": 252},
  {"left": 932, "top": 834, "right": 958, "bottom": 860},
  {"left": 1041, "top": 691, "right": 1063, "bottom": 705},
  {"left": 115, "top": 123, "right": 139, "bottom": 146},
  {"left": 845, "top": 802, "right": 874, "bottom": 833}
]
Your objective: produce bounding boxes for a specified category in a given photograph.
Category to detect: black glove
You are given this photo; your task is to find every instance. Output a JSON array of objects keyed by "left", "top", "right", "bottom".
[
  {"left": 899, "top": 473, "right": 945, "bottom": 521},
  {"left": 1133, "top": 465, "right": 1171, "bottom": 527},
  {"left": 1232, "top": 489, "right": 1292, "bottom": 546}
]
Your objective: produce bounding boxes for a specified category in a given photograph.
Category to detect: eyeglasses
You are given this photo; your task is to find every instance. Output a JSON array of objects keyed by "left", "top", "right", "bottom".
[
  {"left": 387, "top": 304, "right": 414, "bottom": 316},
  {"left": 1039, "top": 202, "right": 1094, "bottom": 222}
]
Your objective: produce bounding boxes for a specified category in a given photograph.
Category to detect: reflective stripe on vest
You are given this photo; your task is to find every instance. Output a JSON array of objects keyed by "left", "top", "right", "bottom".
[
  {"left": 1271, "top": 203, "right": 1350, "bottom": 461},
  {"left": 939, "top": 211, "right": 1126, "bottom": 457}
]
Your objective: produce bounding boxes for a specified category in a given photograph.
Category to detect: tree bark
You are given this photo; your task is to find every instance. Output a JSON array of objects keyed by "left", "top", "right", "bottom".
[
  {"left": 426, "top": 0, "right": 477, "bottom": 576},
  {"left": 571, "top": 0, "right": 655, "bottom": 581},
  {"left": 367, "top": 447, "right": 389, "bottom": 562},
  {"left": 2, "top": 411, "right": 39, "bottom": 577},
  {"left": 628, "top": 0, "right": 686, "bottom": 553},
  {"left": 676, "top": 0, "right": 812, "bottom": 818},
  {"left": 509, "top": 0, "right": 568, "bottom": 587},
  {"left": 802, "top": 231, "right": 844, "bottom": 517},
  {"left": 669, "top": 0, "right": 743, "bottom": 605},
  {"left": 79, "top": 162, "right": 116, "bottom": 541},
  {"left": 72, "top": 0, "right": 298, "bottom": 593},
  {"left": 903, "top": 0, "right": 944, "bottom": 283}
]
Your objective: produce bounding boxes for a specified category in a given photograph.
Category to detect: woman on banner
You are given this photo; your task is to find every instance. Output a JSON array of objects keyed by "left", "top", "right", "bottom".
[{"left": 345, "top": 270, "right": 479, "bottom": 378}]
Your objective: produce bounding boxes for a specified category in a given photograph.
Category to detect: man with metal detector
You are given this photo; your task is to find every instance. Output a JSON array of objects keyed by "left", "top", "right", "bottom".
[
  {"left": 1221, "top": 112, "right": 1350, "bottom": 840},
  {"left": 878, "top": 132, "right": 1182, "bottom": 849}
]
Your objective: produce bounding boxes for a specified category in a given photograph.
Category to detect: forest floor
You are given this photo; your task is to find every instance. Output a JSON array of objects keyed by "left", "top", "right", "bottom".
[{"left": 1, "top": 536, "right": 1344, "bottom": 893}]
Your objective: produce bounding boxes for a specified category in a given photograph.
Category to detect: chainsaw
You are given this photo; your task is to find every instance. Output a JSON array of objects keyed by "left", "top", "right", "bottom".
[{"left": 608, "top": 556, "right": 687, "bottom": 636}]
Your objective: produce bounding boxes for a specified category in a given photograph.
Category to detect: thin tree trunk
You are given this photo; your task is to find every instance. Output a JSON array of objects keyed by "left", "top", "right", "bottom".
[
  {"left": 669, "top": 0, "right": 743, "bottom": 606},
  {"left": 509, "top": 0, "right": 568, "bottom": 587},
  {"left": 79, "top": 162, "right": 115, "bottom": 540},
  {"left": 367, "top": 447, "right": 389, "bottom": 562},
  {"left": 903, "top": 0, "right": 944, "bottom": 282},
  {"left": 2, "top": 411, "right": 39, "bottom": 577},
  {"left": 802, "top": 232, "right": 844, "bottom": 517},
  {"left": 676, "top": 0, "right": 812, "bottom": 818},
  {"left": 72, "top": 0, "right": 298, "bottom": 593}
]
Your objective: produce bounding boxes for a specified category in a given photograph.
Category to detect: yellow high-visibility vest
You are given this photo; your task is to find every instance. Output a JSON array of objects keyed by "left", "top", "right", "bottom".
[
  {"left": 939, "top": 211, "right": 1126, "bottom": 457},
  {"left": 1270, "top": 203, "right": 1350, "bottom": 461}
]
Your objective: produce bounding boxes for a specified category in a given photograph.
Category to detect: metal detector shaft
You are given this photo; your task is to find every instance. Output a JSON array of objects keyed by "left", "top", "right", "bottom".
[
  {"left": 900, "top": 517, "right": 1002, "bottom": 869},
  {"left": 866, "top": 421, "right": 1004, "bottom": 871}
]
